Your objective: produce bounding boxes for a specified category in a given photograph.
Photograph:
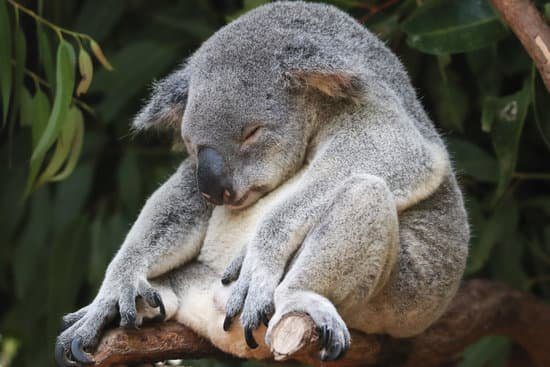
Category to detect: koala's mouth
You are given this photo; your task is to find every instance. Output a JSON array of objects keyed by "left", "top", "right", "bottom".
[{"left": 226, "top": 187, "right": 267, "bottom": 210}]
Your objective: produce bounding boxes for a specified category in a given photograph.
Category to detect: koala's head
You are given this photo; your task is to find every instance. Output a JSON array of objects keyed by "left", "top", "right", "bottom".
[{"left": 132, "top": 7, "right": 362, "bottom": 210}]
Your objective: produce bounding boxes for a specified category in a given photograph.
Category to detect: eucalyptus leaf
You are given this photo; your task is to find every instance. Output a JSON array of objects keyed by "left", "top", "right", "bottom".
[
  {"left": 0, "top": 0, "right": 12, "bottom": 125},
  {"left": 50, "top": 108, "right": 85, "bottom": 182},
  {"left": 402, "top": 0, "right": 508, "bottom": 55},
  {"left": 31, "top": 88, "right": 51, "bottom": 149},
  {"left": 37, "top": 26, "right": 55, "bottom": 84},
  {"left": 447, "top": 138, "right": 498, "bottom": 183},
  {"left": 76, "top": 48, "right": 94, "bottom": 96},
  {"left": 27, "top": 40, "right": 75, "bottom": 194},
  {"left": 10, "top": 25, "right": 27, "bottom": 127},
  {"left": 486, "top": 80, "right": 531, "bottom": 203},
  {"left": 467, "top": 200, "right": 519, "bottom": 275},
  {"left": 90, "top": 40, "right": 113, "bottom": 71},
  {"left": 19, "top": 87, "right": 33, "bottom": 127},
  {"left": 36, "top": 107, "right": 80, "bottom": 186}
]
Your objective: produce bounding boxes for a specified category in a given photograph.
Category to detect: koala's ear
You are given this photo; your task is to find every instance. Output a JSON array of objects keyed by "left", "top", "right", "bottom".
[
  {"left": 132, "top": 66, "right": 190, "bottom": 131},
  {"left": 285, "top": 70, "right": 363, "bottom": 103}
]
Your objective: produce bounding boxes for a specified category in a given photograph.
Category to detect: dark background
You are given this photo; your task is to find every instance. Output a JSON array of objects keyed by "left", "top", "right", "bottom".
[{"left": 0, "top": 0, "right": 549, "bottom": 366}]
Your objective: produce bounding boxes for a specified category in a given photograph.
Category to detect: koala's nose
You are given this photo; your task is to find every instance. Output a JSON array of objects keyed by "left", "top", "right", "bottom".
[{"left": 196, "top": 147, "right": 234, "bottom": 205}]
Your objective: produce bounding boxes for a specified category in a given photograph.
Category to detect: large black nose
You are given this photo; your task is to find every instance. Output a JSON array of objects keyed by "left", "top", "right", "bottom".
[{"left": 196, "top": 147, "right": 233, "bottom": 205}]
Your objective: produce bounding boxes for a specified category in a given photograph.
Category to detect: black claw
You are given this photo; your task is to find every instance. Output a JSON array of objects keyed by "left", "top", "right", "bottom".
[
  {"left": 120, "top": 311, "right": 137, "bottom": 329},
  {"left": 336, "top": 344, "right": 348, "bottom": 360},
  {"left": 320, "top": 325, "right": 332, "bottom": 349},
  {"left": 261, "top": 312, "right": 270, "bottom": 327},
  {"left": 221, "top": 275, "right": 231, "bottom": 285},
  {"left": 70, "top": 337, "right": 94, "bottom": 365},
  {"left": 223, "top": 315, "right": 233, "bottom": 331},
  {"left": 244, "top": 327, "right": 258, "bottom": 349},
  {"left": 153, "top": 293, "right": 166, "bottom": 319},
  {"left": 55, "top": 343, "right": 77, "bottom": 367}
]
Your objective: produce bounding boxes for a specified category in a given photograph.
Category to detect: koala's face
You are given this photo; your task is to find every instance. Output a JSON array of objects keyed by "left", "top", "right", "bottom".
[{"left": 181, "top": 72, "right": 310, "bottom": 210}]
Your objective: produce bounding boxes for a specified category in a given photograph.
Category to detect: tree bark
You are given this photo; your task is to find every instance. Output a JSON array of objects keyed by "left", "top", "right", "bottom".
[
  {"left": 91, "top": 279, "right": 550, "bottom": 367},
  {"left": 490, "top": 0, "right": 550, "bottom": 92}
]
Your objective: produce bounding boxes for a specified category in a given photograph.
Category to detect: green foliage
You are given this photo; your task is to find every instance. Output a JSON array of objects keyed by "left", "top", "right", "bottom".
[{"left": 0, "top": 1, "right": 549, "bottom": 367}]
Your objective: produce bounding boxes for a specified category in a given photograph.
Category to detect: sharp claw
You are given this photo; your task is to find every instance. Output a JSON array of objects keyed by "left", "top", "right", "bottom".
[
  {"left": 221, "top": 275, "right": 231, "bottom": 285},
  {"left": 54, "top": 343, "right": 77, "bottom": 367},
  {"left": 244, "top": 327, "right": 258, "bottom": 349},
  {"left": 120, "top": 312, "right": 137, "bottom": 329},
  {"left": 153, "top": 293, "right": 166, "bottom": 319},
  {"left": 320, "top": 325, "right": 329, "bottom": 349},
  {"left": 262, "top": 312, "right": 269, "bottom": 327},
  {"left": 223, "top": 315, "right": 233, "bottom": 331},
  {"left": 70, "top": 337, "right": 94, "bottom": 365}
]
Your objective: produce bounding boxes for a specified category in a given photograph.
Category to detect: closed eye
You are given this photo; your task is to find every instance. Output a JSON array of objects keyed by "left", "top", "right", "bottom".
[{"left": 242, "top": 125, "right": 262, "bottom": 144}]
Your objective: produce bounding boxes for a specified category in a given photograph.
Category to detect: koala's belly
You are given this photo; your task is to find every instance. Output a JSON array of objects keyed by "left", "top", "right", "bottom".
[{"left": 197, "top": 170, "right": 306, "bottom": 274}]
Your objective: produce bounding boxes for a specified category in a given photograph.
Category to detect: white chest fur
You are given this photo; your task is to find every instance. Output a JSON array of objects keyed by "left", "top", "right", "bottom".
[{"left": 197, "top": 169, "right": 306, "bottom": 273}]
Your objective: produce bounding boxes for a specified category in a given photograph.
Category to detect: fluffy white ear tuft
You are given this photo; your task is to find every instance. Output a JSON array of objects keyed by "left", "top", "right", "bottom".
[{"left": 132, "top": 67, "right": 189, "bottom": 132}]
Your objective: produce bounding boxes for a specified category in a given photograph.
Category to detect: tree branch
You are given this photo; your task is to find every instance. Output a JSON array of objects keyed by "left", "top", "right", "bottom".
[
  {"left": 91, "top": 279, "right": 550, "bottom": 367},
  {"left": 490, "top": 0, "right": 550, "bottom": 92}
]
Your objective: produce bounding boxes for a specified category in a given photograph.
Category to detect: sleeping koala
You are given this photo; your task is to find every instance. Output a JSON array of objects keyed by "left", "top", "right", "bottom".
[{"left": 55, "top": 1, "right": 469, "bottom": 365}]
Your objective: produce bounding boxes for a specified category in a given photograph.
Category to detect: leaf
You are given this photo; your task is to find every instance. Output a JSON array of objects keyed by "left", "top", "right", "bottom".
[
  {"left": 490, "top": 233, "right": 529, "bottom": 290},
  {"left": 50, "top": 109, "right": 85, "bottom": 182},
  {"left": 19, "top": 87, "right": 33, "bottom": 127},
  {"left": 90, "top": 40, "right": 113, "bottom": 71},
  {"left": 466, "top": 200, "right": 519, "bottom": 275},
  {"left": 531, "top": 64, "right": 550, "bottom": 151},
  {"left": 436, "top": 55, "right": 468, "bottom": 132},
  {"left": 402, "top": 0, "right": 508, "bottom": 55},
  {"left": 31, "top": 88, "right": 51, "bottom": 148},
  {"left": 27, "top": 40, "right": 75, "bottom": 194},
  {"left": 466, "top": 46, "right": 500, "bottom": 96},
  {"left": 10, "top": 25, "right": 27, "bottom": 126},
  {"left": 35, "top": 107, "right": 81, "bottom": 186},
  {"left": 486, "top": 80, "right": 531, "bottom": 203},
  {"left": 459, "top": 336, "right": 510, "bottom": 367},
  {"left": 76, "top": 48, "right": 93, "bottom": 96},
  {"left": 37, "top": 25, "right": 55, "bottom": 84},
  {"left": 0, "top": 0, "right": 12, "bottom": 125},
  {"left": 447, "top": 138, "right": 498, "bottom": 183}
]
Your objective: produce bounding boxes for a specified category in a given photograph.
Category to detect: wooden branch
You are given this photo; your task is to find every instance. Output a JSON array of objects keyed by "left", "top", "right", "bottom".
[
  {"left": 490, "top": 0, "right": 550, "bottom": 92},
  {"left": 91, "top": 279, "right": 550, "bottom": 367}
]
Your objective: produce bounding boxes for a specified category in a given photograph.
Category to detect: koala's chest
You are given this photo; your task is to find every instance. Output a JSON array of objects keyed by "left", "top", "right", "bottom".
[{"left": 197, "top": 171, "right": 305, "bottom": 274}]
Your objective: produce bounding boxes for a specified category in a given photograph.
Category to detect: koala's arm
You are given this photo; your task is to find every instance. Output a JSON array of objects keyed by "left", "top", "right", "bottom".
[
  {"left": 55, "top": 158, "right": 211, "bottom": 365},
  {"left": 107, "top": 158, "right": 210, "bottom": 281}
]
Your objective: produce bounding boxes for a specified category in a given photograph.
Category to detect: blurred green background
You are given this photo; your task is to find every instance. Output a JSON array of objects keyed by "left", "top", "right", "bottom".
[{"left": 0, "top": 0, "right": 549, "bottom": 366}]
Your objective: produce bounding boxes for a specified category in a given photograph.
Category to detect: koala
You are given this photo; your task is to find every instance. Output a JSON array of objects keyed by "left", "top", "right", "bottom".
[{"left": 55, "top": 2, "right": 469, "bottom": 366}]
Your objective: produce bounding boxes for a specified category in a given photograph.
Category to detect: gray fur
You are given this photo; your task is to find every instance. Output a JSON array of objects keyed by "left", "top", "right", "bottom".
[{"left": 56, "top": 2, "right": 469, "bottom": 363}]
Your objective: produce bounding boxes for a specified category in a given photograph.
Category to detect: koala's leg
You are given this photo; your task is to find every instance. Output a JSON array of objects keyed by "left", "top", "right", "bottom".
[
  {"left": 349, "top": 175, "right": 469, "bottom": 337},
  {"left": 267, "top": 175, "right": 399, "bottom": 361}
]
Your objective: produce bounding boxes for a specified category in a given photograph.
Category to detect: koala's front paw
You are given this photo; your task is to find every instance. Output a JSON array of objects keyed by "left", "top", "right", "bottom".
[
  {"left": 222, "top": 267, "right": 276, "bottom": 349},
  {"left": 54, "top": 278, "right": 165, "bottom": 366}
]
